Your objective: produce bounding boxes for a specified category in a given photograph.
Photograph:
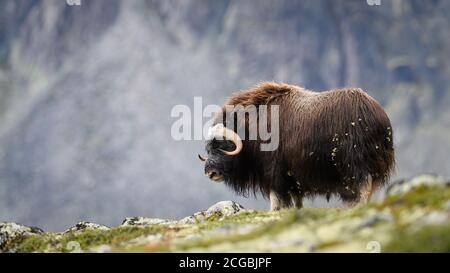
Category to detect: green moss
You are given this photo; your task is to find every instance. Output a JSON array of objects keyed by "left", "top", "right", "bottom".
[
  {"left": 11, "top": 235, "right": 52, "bottom": 253},
  {"left": 203, "top": 211, "right": 257, "bottom": 225},
  {"left": 166, "top": 211, "right": 300, "bottom": 252},
  {"left": 313, "top": 240, "right": 347, "bottom": 250},
  {"left": 385, "top": 223, "right": 450, "bottom": 252},
  {"left": 298, "top": 208, "right": 335, "bottom": 221},
  {"left": 10, "top": 225, "right": 172, "bottom": 253},
  {"left": 380, "top": 186, "right": 450, "bottom": 210}
]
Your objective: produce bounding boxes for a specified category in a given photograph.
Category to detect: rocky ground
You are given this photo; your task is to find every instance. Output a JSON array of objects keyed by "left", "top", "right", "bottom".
[{"left": 1, "top": 174, "right": 449, "bottom": 253}]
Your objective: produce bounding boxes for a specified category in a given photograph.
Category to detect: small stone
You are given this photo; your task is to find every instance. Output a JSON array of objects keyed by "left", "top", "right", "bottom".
[
  {"left": 204, "top": 201, "right": 245, "bottom": 219},
  {"left": 64, "top": 222, "right": 110, "bottom": 234},
  {"left": 178, "top": 215, "right": 198, "bottom": 225},
  {"left": 445, "top": 200, "right": 450, "bottom": 211},
  {"left": 90, "top": 244, "right": 113, "bottom": 253},
  {"left": 179, "top": 201, "right": 245, "bottom": 224},
  {"left": 424, "top": 212, "right": 448, "bottom": 225}
]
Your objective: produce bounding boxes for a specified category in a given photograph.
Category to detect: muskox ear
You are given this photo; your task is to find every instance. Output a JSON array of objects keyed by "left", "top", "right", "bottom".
[{"left": 198, "top": 154, "right": 207, "bottom": 162}]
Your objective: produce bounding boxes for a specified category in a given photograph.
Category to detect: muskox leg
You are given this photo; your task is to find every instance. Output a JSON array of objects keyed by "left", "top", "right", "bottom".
[
  {"left": 359, "top": 175, "right": 373, "bottom": 203},
  {"left": 344, "top": 175, "right": 373, "bottom": 208},
  {"left": 291, "top": 194, "right": 303, "bottom": 209},
  {"left": 269, "top": 167, "right": 294, "bottom": 211},
  {"left": 270, "top": 191, "right": 282, "bottom": 211},
  {"left": 269, "top": 190, "right": 292, "bottom": 211}
]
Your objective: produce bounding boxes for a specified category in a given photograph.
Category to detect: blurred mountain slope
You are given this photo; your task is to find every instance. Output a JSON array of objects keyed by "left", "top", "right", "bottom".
[{"left": 0, "top": 0, "right": 449, "bottom": 230}]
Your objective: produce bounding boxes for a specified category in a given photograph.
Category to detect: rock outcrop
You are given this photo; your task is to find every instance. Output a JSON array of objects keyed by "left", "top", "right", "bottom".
[
  {"left": 1, "top": 175, "right": 449, "bottom": 253},
  {"left": 0, "top": 223, "right": 43, "bottom": 251}
]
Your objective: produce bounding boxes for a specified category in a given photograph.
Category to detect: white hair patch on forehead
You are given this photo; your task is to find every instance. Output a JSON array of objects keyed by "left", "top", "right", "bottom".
[{"left": 207, "top": 123, "right": 224, "bottom": 140}]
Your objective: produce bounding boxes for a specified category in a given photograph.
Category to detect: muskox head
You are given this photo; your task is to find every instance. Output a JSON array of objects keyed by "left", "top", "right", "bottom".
[{"left": 198, "top": 123, "right": 243, "bottom": 182}]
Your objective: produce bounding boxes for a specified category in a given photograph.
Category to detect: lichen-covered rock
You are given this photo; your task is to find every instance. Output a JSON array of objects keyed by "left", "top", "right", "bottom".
[
  {"left": 64, "top": 222, "right": 110, "bottom": 234},
  {"left": 119, "top": 234, "right": 164, "bottom": 249},
  {"left": 423, "top": 212, "right": 449, "bottom": 225},
  {"left": 121, "top": 217, "right": 176, "bottom": 227},
  {"left": 445, "top": 200, "right": 450, "bottom": 211},
  {"left": 179, "top": 201, "right": 246, "bottom": 224},
  {"left": 90, "top": 244, "right": 113, "bottom": 253},
  {"left": 352, "top": 209, "right": 394, "bottom": 231},
  {"left": 205, "top": 201, "right": 246, "bottom": 217},
  {"left": 387, "top": 174, "right": 450, "bottom": 197},
  {"left": 0, "top": 222, "right": 43, "bottom": 252}
]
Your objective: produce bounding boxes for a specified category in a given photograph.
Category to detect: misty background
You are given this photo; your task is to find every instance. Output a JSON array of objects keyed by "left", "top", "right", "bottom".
[{"left": 1, "top": 0, "right": 450, "bottom": 231}]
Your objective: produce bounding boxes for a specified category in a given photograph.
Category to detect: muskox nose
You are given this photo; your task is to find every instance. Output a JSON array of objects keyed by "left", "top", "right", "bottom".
[
  {"left": 205, "top": 170, "right": 224, "bottom": 182},
  {"left": 206, "top": 171, "right": 217, "bottom": 179}
]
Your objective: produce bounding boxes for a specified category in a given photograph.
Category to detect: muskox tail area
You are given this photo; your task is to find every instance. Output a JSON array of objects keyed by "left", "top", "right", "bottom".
[{"left": 331, "top": 89, "right": 395, "bottom": 196}]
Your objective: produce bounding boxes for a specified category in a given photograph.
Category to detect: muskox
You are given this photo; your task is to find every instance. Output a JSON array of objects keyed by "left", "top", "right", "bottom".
[{"left": 198, "top": 82, "right": 395, "bottom": 210}]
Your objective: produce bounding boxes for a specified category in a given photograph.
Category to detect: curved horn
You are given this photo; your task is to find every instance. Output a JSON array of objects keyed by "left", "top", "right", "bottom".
[
  {"left": 198, "top": 154, "right": 207, "bottom": 161},
  {"left": 218, "top": 126, "right": 243, "bottom": 156}
]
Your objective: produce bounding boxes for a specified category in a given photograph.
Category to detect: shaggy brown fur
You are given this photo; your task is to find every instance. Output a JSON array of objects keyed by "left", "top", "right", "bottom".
[{"left": 203, "top": 82, "right": 395, "bottom": 209}]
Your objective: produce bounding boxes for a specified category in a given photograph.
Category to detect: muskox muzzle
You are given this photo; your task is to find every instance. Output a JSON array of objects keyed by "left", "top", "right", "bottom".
[{"left": 199, "top": 123, "right": 243, "bottom": 182}]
